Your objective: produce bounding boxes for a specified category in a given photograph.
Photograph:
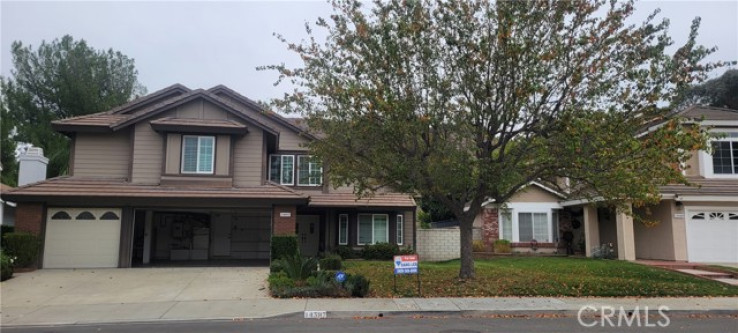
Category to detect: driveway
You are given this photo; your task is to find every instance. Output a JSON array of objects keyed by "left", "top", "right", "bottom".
[{"left": 1, "top": 266, "right": 269, "bottom": 308}]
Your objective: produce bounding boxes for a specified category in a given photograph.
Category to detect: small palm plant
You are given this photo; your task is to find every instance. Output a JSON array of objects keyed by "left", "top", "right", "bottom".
[{"left": 273, "top": 250, "right": 317, "bottom": 285}]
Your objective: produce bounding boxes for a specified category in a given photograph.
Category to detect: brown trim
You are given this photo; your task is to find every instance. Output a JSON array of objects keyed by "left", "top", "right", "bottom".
[
  {"left": 161, "top": 131, "right": 169, "bottom": 176},
  {"left": 229, "top": 135, "right": 235, "bottom": 178},
  {"left": 261, "top": 132, "right": 267, "bottom": 185},
  {"left": 68, "top": 133, "right": 76, "bottom": 176},
  {"left": 38, "top": 203, "right": 48, "bottom": 268},
  {"left": 128, "top": 127, "right": 136, "bottom": 182},
  {"left": 511, "top": 242, "right": 556, "bottom": 248},
  {"left": 150, "top": 122, "right": 248, "bottom": 135},
  {"left": 161, "top": 174, "right": 233, "bottom": 179},
  {"left": 118, "top": 207, "right": 134, "bottom": 268}
]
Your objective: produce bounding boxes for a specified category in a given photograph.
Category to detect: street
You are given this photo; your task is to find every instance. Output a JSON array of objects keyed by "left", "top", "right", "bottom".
[{"left": 4, "top": 313, "right": 738, "bottom": 333}]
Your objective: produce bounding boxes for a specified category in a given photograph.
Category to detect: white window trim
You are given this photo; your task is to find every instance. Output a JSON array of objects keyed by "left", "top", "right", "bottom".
[
  {"left": 699, "top": 129, "right": 738, "bottom": 179},
  {"left": 268, "top": 155, "right": 295, "bottom": 185},
  {"left": 396, "top": 214, "right": 404, "bottom": 245},
  {"left": 181, "top": 135, "right": 215, "bottom": 174},
  {"left": 357, "top": 213, "right": 390, "bottom": 245},
  {"left": 497, "top": 203, "right": 561, "bottom": 243},
  {"left": 297, "top": 155, "right": 323, "bottom": 186},
  {"left": 338, "top": 214, "right": 349, "bottom": 245}
]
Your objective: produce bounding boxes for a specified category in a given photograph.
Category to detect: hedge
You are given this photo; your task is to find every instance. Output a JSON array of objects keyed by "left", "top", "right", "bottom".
[{"left": 271, "top": 235, "right": 298, "bottom": 260}]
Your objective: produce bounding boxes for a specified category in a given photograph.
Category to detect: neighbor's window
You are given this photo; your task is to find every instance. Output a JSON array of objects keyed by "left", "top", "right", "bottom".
[
  {"left": 711, "top": 133, "right": 738, "bottom": 175},
  {"left": 357, "top": 214, "right": 388, "bottom": 245},
  {"left": 338, "top": 214, "right": 349, "bottom": 245},
  {"left": 181, "top": 135, "right": 215, "bottom": 174},
  {"left": 396, "top": 214, "right": 404, "bottom": 245},
  {"left": 269, "top": 155, "right": 294, "bottom": 185},
  {"left": 499, "top": 209, "right": 557, "bottom": 243},
  {"left": 297, "top": 155, "right": 323, "bottom": 186}
]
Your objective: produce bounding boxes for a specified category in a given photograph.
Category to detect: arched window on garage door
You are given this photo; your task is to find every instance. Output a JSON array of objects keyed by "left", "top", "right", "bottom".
[
  {"left": 100, "top": 211, "right": 120, "bottom": 220},
  {"left": 50, "top": 211, "right": 72, "bottom": 220},
  {"left": 75, "top": 211, "right": 96, "bottom": 220}
]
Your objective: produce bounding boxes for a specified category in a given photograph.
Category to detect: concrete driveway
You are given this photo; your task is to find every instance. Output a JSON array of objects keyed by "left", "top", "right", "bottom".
[{"left": 1, "top": 266, "right": 269, "bottom": 325}]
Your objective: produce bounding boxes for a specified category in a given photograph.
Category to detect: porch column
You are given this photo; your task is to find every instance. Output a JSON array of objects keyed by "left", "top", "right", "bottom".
[
  {"left": 273, "top": 205, "right": 297, "bottom": 235},
  {"left": 481, "top": 208, "right": 498, "bottom": 252},
  {"left": 14, "top": 202, "right": 44, "bottom": 236},
  {"left": 615, "top": 205, "right": 636, "bottom": 261},
  {"left": 583, "top": 205, "right": 599, "bottom": 257}
]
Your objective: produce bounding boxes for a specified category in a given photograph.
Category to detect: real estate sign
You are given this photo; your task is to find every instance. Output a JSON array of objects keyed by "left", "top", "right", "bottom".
[{"left": 393, "top": 254, "right": 419, "bottom": 275}]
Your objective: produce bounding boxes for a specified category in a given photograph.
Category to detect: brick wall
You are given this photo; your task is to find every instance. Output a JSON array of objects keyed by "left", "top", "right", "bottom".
[
  {"left": 416, "top": 228, "right": 460, "bottom": 261},
  {"left": 273, "top": 205, "right": 296, "bottom": 235},
  {"left": 14, "top": 203, "right": 43, "bottom": 235},
  {"left": 481, "top": 208, "right": 498, "bottom": 252}
]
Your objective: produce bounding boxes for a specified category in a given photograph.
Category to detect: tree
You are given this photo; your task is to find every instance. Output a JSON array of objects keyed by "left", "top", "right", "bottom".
[
  {"left": 681, "top": 69, "right": 738, "bottom": 109},
  {"left": 1, "top": 86, "right": 18, "bottom": 186},
  {"left": 2, "top": 35, "right": 146, "bottom": 178},
  {"left": 263, "top": 0, "right": 729, "bottom": 279}
]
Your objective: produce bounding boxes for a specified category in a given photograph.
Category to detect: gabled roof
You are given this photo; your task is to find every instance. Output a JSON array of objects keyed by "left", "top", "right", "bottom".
[
  {"left": 208, "top": 85, "right": 318, "bottom": 140},
  {"left": 638, "top": 105, "right": 738, "bottom": 137},
  {"left": 52, "top": 87, "right": 281, "bottom": 136}
]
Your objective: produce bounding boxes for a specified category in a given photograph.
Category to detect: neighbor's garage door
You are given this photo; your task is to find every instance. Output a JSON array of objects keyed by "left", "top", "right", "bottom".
[
  {"left": 686, "top": 210, "right": 738, "bottom": 263},
  {"left": 43, "top": 208, "right": 122, "bottom": 268}
]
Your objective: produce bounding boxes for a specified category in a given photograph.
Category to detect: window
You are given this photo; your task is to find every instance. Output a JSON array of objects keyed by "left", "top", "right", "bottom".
[
  {"left": 269, "top": 155, "right": 294, "bottom": 185},
  {"left": 498, "top": 208, "right": 557, "bottom": 243},
  {"left": 338, "top": 214, "right": 349, "bottom": 245},
  {"left": 76, "top": 211, "right": 96, "bottom": 220},
  {"left": 181, "top": 136, "right": 215, "bottom": 174},
  {"left": 100, "top": 212, "right": 120, "bottom": 220},
  {"left": 396, "top": 214, "right": 404, "bottom": 245},
  {"left": 51, "top": 211, "right": 72, "bottom": 220},
  {"left": 297, "top": 155, "right": 323, "bottom": 186},
  {"left": 500, "top": 209, "right": 512, "bottom": 241},
  {"left": 357, "top": 214, "right": 389, "bottom": 245},
  {"left": 708, "top": 132, "right": 738, "bottom": 176}
]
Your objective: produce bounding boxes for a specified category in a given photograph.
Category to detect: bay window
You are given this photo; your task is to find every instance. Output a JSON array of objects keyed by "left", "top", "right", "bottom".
[
  {"left": 711, "top": 134, "right": 738, "bottom": 175},
  {"left": 498, "top": 206, "right": 560, "bottom": 243}
]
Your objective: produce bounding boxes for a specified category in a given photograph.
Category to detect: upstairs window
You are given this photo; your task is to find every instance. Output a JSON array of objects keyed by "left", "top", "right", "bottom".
[
  {"left": 181, "top": 136, "right": 214, "bottom": 174},
  {"left": 269, "top": 155, "right": 294, "bottom": 185},
  {"left": 712, "top": 138, "right": 738, "bottom": 175},
  {"left": 297, "top": 155, "right": 323, "bottom": 186}
]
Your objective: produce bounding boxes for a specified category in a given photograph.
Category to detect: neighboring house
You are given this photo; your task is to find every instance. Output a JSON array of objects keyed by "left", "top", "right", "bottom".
[
  {"left": 1, "top": 183, "right": 16, "bottom": 227},
  {"left": 475, "top": 105, "right": 738, "bottom": 263},
  {"left": 1, "top": 84, "right": 416, "bottom": 269}
]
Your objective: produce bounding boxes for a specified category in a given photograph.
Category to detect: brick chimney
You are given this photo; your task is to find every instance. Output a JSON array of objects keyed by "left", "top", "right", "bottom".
[{"left": 18, "top": 147, "right": 48, "bottom": 186}]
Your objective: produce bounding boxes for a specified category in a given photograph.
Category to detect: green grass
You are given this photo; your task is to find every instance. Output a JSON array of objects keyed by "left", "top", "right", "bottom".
[{"left": 343, "top": 257, "right": 738, "bottom": 297}]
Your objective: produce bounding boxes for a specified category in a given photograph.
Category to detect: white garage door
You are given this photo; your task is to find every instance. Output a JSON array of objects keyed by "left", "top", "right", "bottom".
[
  {"left": 43, "top": 208, "right": 122, "bottom": 268},
  {"left": 686, "top": 210, "right": 738, "bottom": 263}
]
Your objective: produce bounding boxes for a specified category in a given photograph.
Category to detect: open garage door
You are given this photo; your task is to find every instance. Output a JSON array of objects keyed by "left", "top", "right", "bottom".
[
  {"left": 43, "top": 208, "right": 122, "bottom": 268},
  {"left": 686, "top": 210, "right": 738, "bottom": 263}
]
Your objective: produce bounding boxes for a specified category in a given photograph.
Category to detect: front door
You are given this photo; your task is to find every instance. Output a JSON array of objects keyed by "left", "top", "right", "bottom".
[
  {"left": 211, "top": 214, "right": 232, "bottom": 256},
  {"left": 297, "top": 215, "right": 320, "bottom": 257}
]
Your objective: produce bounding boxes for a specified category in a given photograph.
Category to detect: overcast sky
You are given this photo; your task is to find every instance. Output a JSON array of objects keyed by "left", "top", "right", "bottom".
[{"left": 2, "top": 1, "right": 736, "bottom": 104}]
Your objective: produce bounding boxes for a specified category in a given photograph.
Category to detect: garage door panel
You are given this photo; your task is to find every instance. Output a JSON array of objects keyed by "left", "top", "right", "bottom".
[
  {"left": 686, "top": 210, "right": 738, "bottom": 263},
  {"left": 43, "top": 208, "right": 121, "bottom": 268}
]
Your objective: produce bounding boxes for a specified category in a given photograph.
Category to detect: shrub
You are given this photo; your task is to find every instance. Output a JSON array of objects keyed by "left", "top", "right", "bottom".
[
  {"left": 271, "top": 235, "right": 298, "bottom": 260},
  {"left": 268, "top": 271, "right": 296, "bottom": 294},
  {"left": 361, "top": 243, "right": 399, "bottom": 260},
  {"left": 336, "top": 246, "right": 360, "bottom": 259},
  {"left": 2, "top": 232, "right": 40, "bottom": 268},
  {"left": 472, "top": 240, "right": 485, "bottom": 252},
  {"left": 274, "top": 251, "right": 317, "bottom": 282},
  {"left": 319, "top": 254, "right": 342, "bottom": 270},
  {"left": 0, "top": 225, "right": 14, "bottom": 237},
  {"left": 1, "top": 251, "right": 14, "bottom": 281},
  {"left": 270, "top": 260, "right": 284, "bottom": 273},
  {"left": 344, "top": 274, "right": 370, "bottom": 297},
  {"left": 398, "top": 246, "right": 415, "bottom": 255},
  {"left": 494, "top": 239, "right": 511, "bottom": 253}
]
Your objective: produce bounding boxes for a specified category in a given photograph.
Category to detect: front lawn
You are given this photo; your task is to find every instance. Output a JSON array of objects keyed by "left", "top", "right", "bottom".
[{"left": 343, "top": 257, "right": 738, "bottom": 297}]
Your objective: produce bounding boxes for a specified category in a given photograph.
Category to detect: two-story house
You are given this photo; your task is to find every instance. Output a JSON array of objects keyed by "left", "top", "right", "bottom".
[
  {"left": 2, "top": 84, "right": 416, "bottom": 269},
  {"left": 474, "top": 105, "right": 738, "bottom": 263}
]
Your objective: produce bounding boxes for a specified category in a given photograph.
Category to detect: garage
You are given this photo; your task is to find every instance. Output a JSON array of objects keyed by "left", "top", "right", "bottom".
[
  {"left": 43, "top": 208, "right": 122, "bottom": 268},
  {"left": 686, "top": 210, "right": 738, "bottom": 263}
]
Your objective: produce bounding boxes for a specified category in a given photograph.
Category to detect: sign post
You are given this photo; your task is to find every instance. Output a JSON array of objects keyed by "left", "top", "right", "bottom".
[{"left": 393, "top": 254, "right": 420, "bottom": 296}]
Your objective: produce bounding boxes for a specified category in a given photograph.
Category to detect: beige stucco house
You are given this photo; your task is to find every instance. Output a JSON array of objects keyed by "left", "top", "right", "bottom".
[
  {"left": 475, "top": 105, "right": 738, "bottom": 263},
  {"left": 2, "top": 84, "right": 416, "bottom": 269}
]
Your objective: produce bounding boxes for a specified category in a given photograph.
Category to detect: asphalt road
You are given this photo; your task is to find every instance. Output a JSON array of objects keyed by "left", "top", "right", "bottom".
[{"left": 4, "top": 314, "right": 738, "bottom": 333}]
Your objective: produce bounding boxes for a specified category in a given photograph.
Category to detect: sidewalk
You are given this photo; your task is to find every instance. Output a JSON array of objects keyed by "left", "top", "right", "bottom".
[{"left": 3, "top": 296, "right": 738, "bottom": 326}]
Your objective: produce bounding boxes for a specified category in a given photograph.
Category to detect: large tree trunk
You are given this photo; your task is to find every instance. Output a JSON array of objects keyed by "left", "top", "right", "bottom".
[{"left": 458, "top": 214, "right": 476, "bottom": 280}]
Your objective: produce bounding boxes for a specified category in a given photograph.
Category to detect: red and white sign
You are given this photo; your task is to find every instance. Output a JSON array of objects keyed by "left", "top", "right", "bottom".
[{"left": 394, "top": 254, "right": 419, "bottom": 274}]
